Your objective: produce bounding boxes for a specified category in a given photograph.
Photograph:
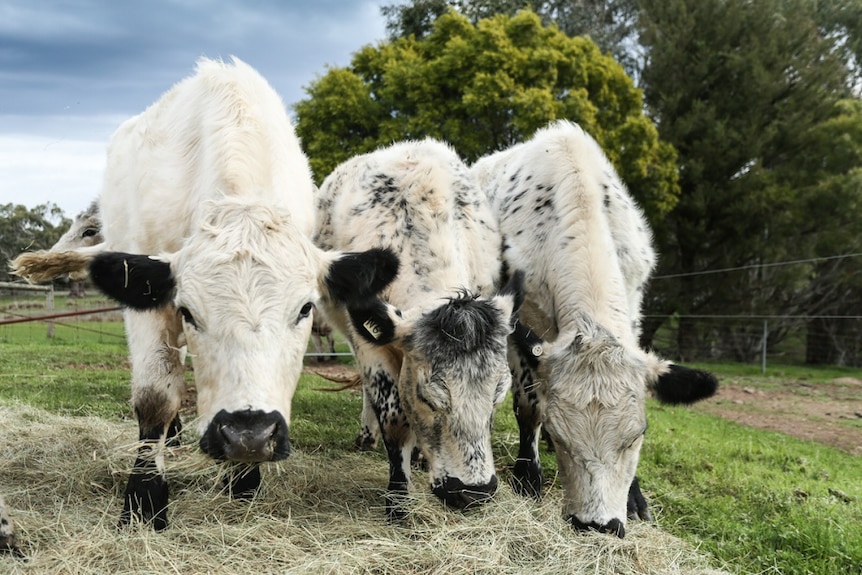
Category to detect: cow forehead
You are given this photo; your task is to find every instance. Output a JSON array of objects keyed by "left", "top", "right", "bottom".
[{"left": 174, "top": 200, "right": 323, "bottom": 284}]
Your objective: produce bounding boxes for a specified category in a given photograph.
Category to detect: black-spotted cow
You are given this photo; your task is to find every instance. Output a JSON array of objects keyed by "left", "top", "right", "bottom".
[
  {"left": 314, "top": 139, "right": 523, "bottom": 516},
  {"left": 471, "top": 121, "right": 717, "bottom": 538},
  {"left": 10, "top": 57, "right": 398, "bottom": 530}
]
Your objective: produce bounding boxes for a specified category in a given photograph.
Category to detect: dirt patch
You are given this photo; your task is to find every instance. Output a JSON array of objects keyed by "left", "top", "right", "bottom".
[{"left": 694, "top": 377, "right": 862, "bottom": 456}]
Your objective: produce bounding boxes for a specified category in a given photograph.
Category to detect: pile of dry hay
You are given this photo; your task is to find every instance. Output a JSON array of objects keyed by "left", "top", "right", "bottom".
[{"left": 0, "top": 403, "right": 729, "bottom": 575}]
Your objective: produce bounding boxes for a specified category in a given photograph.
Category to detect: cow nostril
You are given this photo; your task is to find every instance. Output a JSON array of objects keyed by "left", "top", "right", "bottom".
[{"left": 219, "top": 424, "right": 242, "bottom": 446}]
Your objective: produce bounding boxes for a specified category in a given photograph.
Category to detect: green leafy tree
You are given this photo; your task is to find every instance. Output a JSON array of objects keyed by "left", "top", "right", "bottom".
[
  {"left": 295, "top": 9, "right": 679, "bottom": 220},
  {"left": 636, "top": 0, "right": 859, "bottom": 362},
  {"left": 383, "top": 0, "right": 641, "bottom": 75},
  {"left": 0, "top": 203, "right": 70, "bottom": 282}
]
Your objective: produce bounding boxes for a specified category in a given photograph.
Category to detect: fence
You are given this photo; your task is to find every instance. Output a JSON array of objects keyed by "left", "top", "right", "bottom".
[
  {"left": 0, "top": 281, "right": 348, "bottom": 360},
  {"left": 645, "top": 314, "right": 862, "bottom": 370},
  {"left": 4, "top": 282, "right": 861, "bottom": 369}
]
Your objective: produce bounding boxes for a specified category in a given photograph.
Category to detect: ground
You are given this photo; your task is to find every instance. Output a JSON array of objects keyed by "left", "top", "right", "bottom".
[
  {"left": 302, "top": 362, "right": 862, "bottom": 457},
  {"left": 693, "top": 375, "right": 862, "bottom": 456}
]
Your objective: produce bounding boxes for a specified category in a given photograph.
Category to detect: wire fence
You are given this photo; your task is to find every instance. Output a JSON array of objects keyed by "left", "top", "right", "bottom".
[
  {"left": 4, "top": 283, "right": 861, "bottom": 369},
  {"left": 0, "top": 283, "right": 346, "bottom": 361}
]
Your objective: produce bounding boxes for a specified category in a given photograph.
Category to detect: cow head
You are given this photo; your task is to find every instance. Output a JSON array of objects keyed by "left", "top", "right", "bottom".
[
  {"left": 89, "top": 200, "right": 398, "bottom": 464},
  {"left": 512, "top": 314, "right": 717, "bottom": 537},
  {"left": 350, "top": 272, "right": 525, "bottom": 508}
]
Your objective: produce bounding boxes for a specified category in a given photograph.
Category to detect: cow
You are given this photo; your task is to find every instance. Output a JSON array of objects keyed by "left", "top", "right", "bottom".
[
  {"left": 53, "top": 199, "right": 103, "bottom": 252},
  {"left": 10, "top": 57, "right": 399, "bottom": 530},
  {"left": 471, "top": 121, "right": 717, "bottom": 538},
  {"left": 314, "top": 139, "right": 523, "bottom": 517},
  {"left": 309, "top": 312, "right": 337, "bottom": 362}
]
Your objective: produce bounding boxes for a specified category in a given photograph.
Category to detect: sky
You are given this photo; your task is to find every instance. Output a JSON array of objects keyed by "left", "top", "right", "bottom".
[{"left": 0, "top": 0, "right": 390, "bottom": 218}]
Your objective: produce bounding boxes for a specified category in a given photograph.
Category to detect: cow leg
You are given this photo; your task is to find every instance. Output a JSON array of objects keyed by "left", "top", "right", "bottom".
[
  {"left": 353, "top": 390, "right": 381, "bottom": 451},
  {"left": 119, "top": 308, "right": 186, "bottom": 531},
  {"left": 326, "top": 333, "right": 337, "bottom": 361},
  {"left": 358, "top": 353, "right": 414, "bottom": 520},
  {"left": 627, "top": 476, "right": 653, "bottom": 521},
  {"left": 509, "top": 352, "right": 545, "bottom": 498}
]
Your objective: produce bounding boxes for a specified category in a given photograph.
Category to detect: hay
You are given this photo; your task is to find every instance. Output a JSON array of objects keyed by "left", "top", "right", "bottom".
[{"left": 0, "top": 403, "right": 729, "bottom": 575}]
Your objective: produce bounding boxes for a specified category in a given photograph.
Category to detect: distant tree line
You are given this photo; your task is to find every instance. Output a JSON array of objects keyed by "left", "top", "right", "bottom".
[
  {"left": 294, "top": 0, "right": 862, "bottom": 366},
  {"left": 0, "top": 203, "right": 69, "bottom": 283}
]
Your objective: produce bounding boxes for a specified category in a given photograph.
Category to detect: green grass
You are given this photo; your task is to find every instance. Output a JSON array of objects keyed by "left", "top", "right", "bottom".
[
  {"left": 1, "top": 325, "right": 861, "bottom": 574},
  {"left": 640, "top": 405, "right": 862, "bottom": 575}
]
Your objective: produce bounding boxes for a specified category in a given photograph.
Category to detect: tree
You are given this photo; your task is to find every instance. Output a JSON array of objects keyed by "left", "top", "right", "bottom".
[
  {"left": 636, "top": 0, "right": 860, "bottom": 361},
  {"left": 295, "top": 9, "right": 679, "bottom": 221},
  {"left": 0, "top": 203, "right": 69, "bottom": 282},
  {"left": 382, "top": 0, "right": 641, "bottom": 75}
]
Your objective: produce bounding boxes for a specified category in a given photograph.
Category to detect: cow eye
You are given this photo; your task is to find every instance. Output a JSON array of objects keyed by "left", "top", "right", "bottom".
[
  {"left": 623, "top": 425, "right": 648, "bottom": 450},
  {"left": 177, "top": 306, "right": 198, "bottom": 329},
  {"left": 82, "top": 228, "right": 99, "bottom": 238},
  {"left": 298, "top": 302, "right": 314, "bottom": 320}
]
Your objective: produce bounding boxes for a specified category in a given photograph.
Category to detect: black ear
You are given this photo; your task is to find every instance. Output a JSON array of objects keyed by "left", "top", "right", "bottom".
[
  {"left": 325, "top": 248, "right": 399, "bottom": 305},
  {"left": 89, "top": 252, "right": 175, "bottom": 310},
  {"left": 653, "top": 364, "right": 719, "bottom": 405},
  {"left": 347, "top": 299, "right": 398, "bottom": 346},
  {"left": 511, "top": 319, "right": 545, "bottom": 370},
  {"left": 500, "top": 270, "right": 526, "bottom": 317}
]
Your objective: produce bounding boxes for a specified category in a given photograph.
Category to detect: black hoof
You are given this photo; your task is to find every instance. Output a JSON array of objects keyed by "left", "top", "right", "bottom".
[
  {"left": 223, "top": 464, "right": 262, "bottom": 499},
  {"left": 118, "top": 472, "right": 170, "bottom": 531},
  {"left": 627, "top": 476, "right": 653, "bottom": 521},
  {"left": 510, "top": 459, "right": 543, "bottom": 499},
  {"left": 1, "top": 536, "right": 26, "bottom": 561}
]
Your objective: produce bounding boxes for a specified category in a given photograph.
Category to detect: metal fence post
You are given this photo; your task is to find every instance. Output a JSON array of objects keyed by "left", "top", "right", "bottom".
[
  {"left": 761, "top": 320, "right": 767, "bottom": 374},
  {"left": 46, "top": 284, "right": 55, "bottom": 338}
]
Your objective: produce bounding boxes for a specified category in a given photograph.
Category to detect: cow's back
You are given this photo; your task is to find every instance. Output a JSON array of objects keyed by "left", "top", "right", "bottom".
[
  {"left": 100, "top": 57, "right": 314, "bottom": 254},
  {"left": 316, "top": 139, "right": 501, "bottom": 309},
  {"left": 472, "top": 121, "right": 654, "bottom": 344}
]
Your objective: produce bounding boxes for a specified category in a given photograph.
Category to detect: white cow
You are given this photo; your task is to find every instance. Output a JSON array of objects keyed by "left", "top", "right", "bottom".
[
  {"left": 52, "top": 200, "right": 103, "bottom": 252},
  {"left": 315, "top": 139, "right": 523, "bottom": 516},
  {"left": 471, "top": 121, "right": 717, "bottom": 537},
  {"left": 10, "top": 57, "right": 398, "bottom": 530}
]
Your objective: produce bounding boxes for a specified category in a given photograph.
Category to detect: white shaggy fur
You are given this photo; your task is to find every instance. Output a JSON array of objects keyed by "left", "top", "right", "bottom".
[{"left": 99, "top": 57, "right": 318, "bottom": 436}]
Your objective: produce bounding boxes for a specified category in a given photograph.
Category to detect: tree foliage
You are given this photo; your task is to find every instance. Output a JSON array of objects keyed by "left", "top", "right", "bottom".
[
  {"left": 0, "top": 203, "right": 70, "bottom": 282},
  {"left": 295, "top": 9, "right": 679, "bottom": 220},
  {"left": 636, "top": 0, "right": 862, "bottom": 362},
  {"left": 382, "top": 0, "right": 641, "bottom": 75}
]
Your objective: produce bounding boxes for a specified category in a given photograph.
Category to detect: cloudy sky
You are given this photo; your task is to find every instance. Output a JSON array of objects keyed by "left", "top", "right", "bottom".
[{"left": 0, "top": 0, "right": 389, "bottom": 217}]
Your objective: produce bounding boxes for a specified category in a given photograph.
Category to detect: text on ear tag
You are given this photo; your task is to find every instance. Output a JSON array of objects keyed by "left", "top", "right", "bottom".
[{"left": 363, "top": 319, "right": 382, "bottom": 340}]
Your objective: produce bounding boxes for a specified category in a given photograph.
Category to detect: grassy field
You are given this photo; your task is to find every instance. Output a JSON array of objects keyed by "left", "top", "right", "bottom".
[{"left": 1, "top": 321, "right": 860, "bottom": 574}]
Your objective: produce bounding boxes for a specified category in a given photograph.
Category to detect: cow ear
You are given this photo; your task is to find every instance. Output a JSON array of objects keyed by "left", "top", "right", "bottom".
[
  {"left": 90, "top": 252, "right": 175, "bottom": 310},
  {"left": 510, "top": 319, "right": 546, "bottom": 370},
  {"left": 347, "top": 299, "right": 402, "bottom": 346},
  {"left": 324, "top": 248, "right": 399, "bottom": 305},
  {"left": 651, "top": 363, "right": 719, "bottom": 405},
  {"left": 496, "top": 270, "right": 526, "bottom": 324}
]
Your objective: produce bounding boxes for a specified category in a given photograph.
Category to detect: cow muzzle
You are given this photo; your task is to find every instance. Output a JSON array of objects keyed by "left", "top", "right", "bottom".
[
  {"left": 432, "top": 474, "right": 498, "bottom": 509},
  {"left": 200, "top": 409, "right": 290, "bottom": 462},
  {"left": 567, "top": 515, "right": 626, "bottom": 538}
]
